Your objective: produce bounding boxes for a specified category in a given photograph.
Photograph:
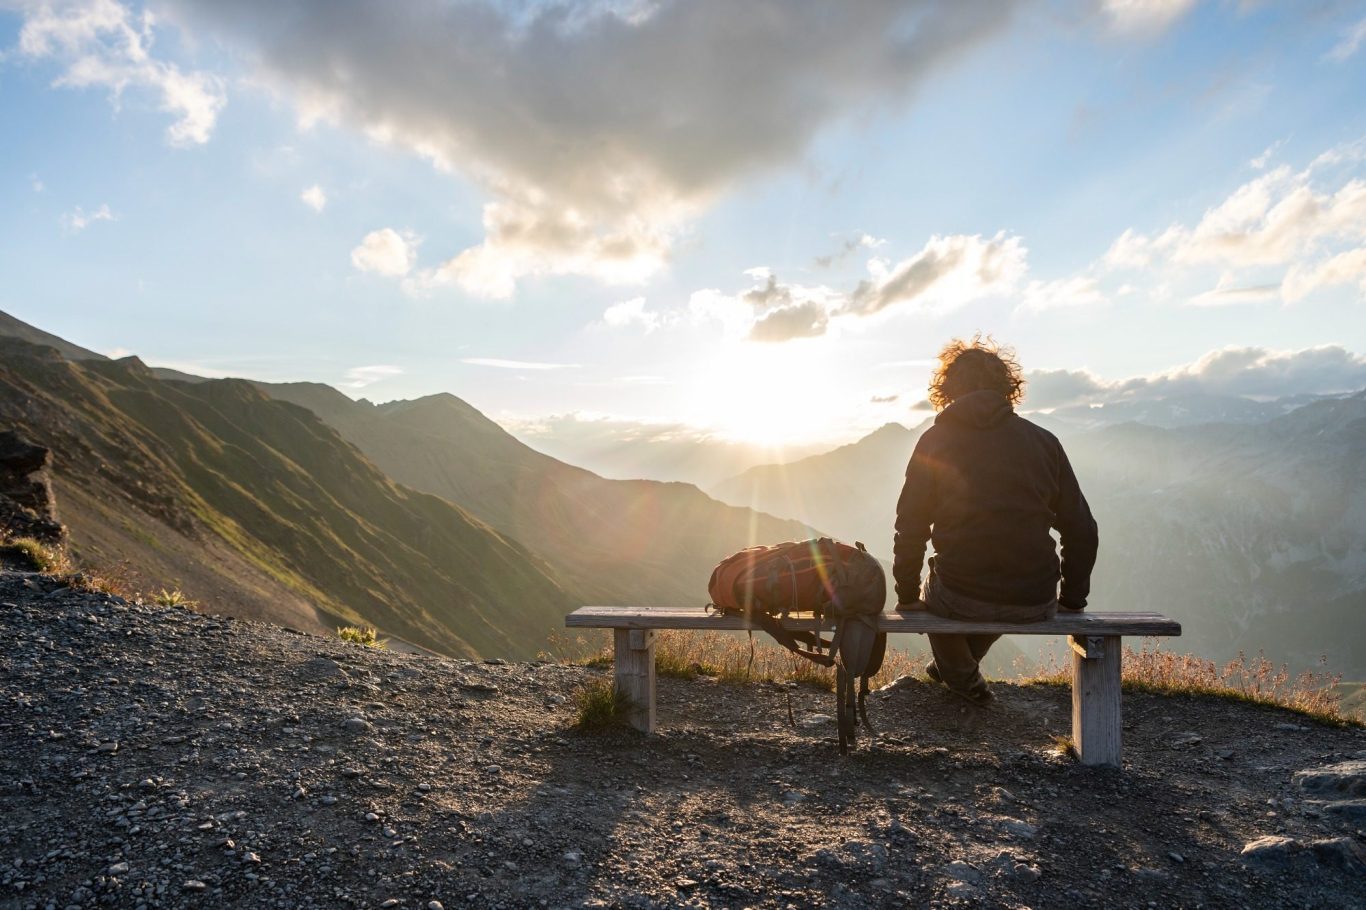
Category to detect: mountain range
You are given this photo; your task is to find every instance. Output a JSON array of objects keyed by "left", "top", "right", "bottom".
[
  {"left": 4, "top": 309, "right": 1360, "bottom": 677},
  {"left": 711, "top": 394, "right": 1366, "bottom": 676},
  {"left": 0, "top": 310, "right": 815, "bottom": 661},
  {"left": 252, "top": 380, "right": 813, "bottom": 609}
]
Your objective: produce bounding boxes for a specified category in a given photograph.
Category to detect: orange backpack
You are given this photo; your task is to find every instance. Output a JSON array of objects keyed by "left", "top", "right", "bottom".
[{"left": 707, "top": 538, "right": 887, "bottom": 753}]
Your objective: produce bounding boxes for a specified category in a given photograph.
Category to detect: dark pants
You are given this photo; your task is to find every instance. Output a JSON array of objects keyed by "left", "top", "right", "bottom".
[{"left": 924, "top": 566, "right": 1057, "bottom": 693}]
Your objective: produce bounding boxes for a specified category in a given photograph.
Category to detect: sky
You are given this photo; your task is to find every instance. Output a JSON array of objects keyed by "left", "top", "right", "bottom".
[{"left": 2, "top": 0, "right": 1366, "bottom": 450}]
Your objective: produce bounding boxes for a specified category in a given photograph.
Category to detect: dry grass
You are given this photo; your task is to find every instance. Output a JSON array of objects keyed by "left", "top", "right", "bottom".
[
  {"left": 572, "top": 678, "right": 632, "bottom": 732},
  {"left": 1020, "top": 642, "right": 1358, "bottom": 727},
  {"left": 65, "top": 562, "right": 139, "bottom": 600},
  {"left": 562, "top": 628, "right": 925, "bottom": 692},
  {"left": 554, "top": 628, "right": 1357, "bottom": 727}
]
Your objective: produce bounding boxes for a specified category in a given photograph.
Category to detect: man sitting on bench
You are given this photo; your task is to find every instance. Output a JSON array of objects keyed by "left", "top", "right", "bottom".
[{"left": 894, "top": 336, "right": 1099, "bottom": 707}]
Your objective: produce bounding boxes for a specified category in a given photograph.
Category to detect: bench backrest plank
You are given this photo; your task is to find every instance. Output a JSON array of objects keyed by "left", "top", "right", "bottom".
[{"left": 566, "top": 606, "right": 1181, "bottom": 637}]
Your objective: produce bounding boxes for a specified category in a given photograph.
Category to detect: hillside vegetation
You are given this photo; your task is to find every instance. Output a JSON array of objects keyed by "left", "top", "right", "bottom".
[
  {"left": 259, "top": 381, "right": 816, "bottom": 608},
  {"left": 0, "top": 337, "right": 571, "bottom": 658}
]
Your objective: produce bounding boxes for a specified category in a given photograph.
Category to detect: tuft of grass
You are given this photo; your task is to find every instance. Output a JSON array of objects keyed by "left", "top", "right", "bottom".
[
  {"left": 1050, "top": 733, "right": 1076, "bottom": 759},
  {"left": 153, "top": 588, "right": 197, "bottom": 609},
  {"left": 562, "top": 629, "right": 922, "bottom": 692},
  {"left": 337, "top": 625, "right": 386, "bottom": 648},
  {"left": 0, "top": 536, "right": 64, "bottom": 573},
  {"left": 66, "top": 563, "right": 138, "bottom": 600},
  {"left": 1020, "top": 643, "right": 1359, "bottom": 728},
  {"left": 572, "top": 678, "right": 632, "bottom": 732}
]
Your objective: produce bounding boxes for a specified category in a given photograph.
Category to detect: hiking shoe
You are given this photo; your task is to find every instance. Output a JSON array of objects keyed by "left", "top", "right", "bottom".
[
  {"left": 949, "top": 682, "right": 995, "bottom": 708},
  {"left": 924, "top": 661, "right": 943, "bottom": 685}
]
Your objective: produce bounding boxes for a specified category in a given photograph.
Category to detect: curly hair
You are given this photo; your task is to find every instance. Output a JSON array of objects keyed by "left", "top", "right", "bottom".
[{"left": 927, "top": 334, "right": 1026, "bottom": 411}]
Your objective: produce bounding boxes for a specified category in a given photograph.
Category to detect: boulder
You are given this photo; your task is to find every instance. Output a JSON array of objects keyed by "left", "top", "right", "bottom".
[
  {"left": 1293, "top": 759, "right": 1366, "bottom": 798},
  {"left": 1241, "top": 834, "right": 1366, "bottom": 872}
]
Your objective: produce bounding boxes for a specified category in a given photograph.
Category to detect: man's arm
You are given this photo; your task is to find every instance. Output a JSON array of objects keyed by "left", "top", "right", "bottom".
[
  {"left": 1053, "top": 445, "right": 1098, "bottom": 610},
  {"left": 893, "top": 437, "right": 936, "bottom": 604}
]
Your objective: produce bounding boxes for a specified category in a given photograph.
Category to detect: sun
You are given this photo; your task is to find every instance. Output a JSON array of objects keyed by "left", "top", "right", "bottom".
[{"left": 687, "top": 342, "right": 849, "bottom": 448}]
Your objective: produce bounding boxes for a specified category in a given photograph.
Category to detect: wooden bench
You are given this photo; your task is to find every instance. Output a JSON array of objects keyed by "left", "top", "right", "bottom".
[{"left": 565, "top": 606, "right": 1181, "bottom": 767}]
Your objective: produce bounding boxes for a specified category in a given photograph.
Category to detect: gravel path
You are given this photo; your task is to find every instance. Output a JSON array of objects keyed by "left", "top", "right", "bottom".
[{"left": 1, "top": 570, "right": 1362, "bottom": 909}]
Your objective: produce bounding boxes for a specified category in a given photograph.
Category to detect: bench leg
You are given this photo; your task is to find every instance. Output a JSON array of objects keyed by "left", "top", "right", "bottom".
[
  {"left": 614, "top": 629, "right": 656, "bottom": 733},
  {"left": 1070, "top": 635, "right": 1122, "bottom": 767}
]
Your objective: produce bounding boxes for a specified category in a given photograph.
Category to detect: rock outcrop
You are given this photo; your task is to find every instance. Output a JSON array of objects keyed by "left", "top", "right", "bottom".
[{"left": 0, "top": 429, "right": 63, "bottom": 541}]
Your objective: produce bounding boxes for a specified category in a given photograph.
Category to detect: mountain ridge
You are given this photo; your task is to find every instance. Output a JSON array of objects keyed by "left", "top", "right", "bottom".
[{"left": 0, "top": 335, "right": 572, "bottom": 658}]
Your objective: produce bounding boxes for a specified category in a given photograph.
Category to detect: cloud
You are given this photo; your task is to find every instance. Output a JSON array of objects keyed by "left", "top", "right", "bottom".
[
  {"left": 1021, "top": 368, "right": 1112, "bottom": 409},
  {"left": 12, "top": 0, "right": 226, "bottom": 146},
  {"left": 845, "top": 232, "right": 1027, "bottom": 316},
  {"left": 814, "top": 232, "right": 885, "bottom": 269},
  {"left": 61, "top": 202, "right": 115, "bottom": 232},
  {"left": 1142, "top": 345, "right": 1366, "bottom": 398},
  {"left": 1187, "top": 273, "right": 1280, "bottom": 306},
  {"left": 461, "top": 358, "right": 580, "bottom": 371},
  {"left": 748, "top": 299, "right": 830, "bottom": 343},
  {"left": 870, "top": 393, "right": 899, "bottom": 404},
  {"left": 1018, "top": 275, "right": 1107, "bottom": 313},
  {"left": 1171, "top": 165, "right": 1366, "bottom": 268},
  {"left": 1102, "top": 226, "right": 1181, "bottom": 270},
  {"left": 1250, "top": 138, "right": 1287, "bottom": 171},
  {"left": 1100, "top": 142, "right": 1366, "bottom": 304},
  {"left": 601, "top": 297, "right": 663, "bottom": 332},
  {"left": 1100, "top": 0, "right": 1199, "bottom": 34},
  {"left": 163, "top": 0, "right": 1020, "bottom": 295},
  {"left": 672, "top": 233, "right": 1030, "bottom": 343},
  {"left": 29, "top": 173, "right": 44, "bottom": 192},
  {"left": 1326, "top": 15, "right": 1366, "bottom": 63},
  {"left": 686, "top": 273, "right": 845, "bottom": 343},
  {"left": 300, "top": 184, "right": 326, "bottom": 212},
  {"left": 350, "top": 228, "right": 416, "bottom": 277},
  {"left": 1282, "top": 247, "right": 1366, "bottom": 302},
  {"left": 507, "top": 411, "right": 717, "bottom": 447},
  {"left": 339, "top": 364, "right": 401, "bottom": 390},
  {"left": 1023, "top": 345, "right": 1366, "bottom": 409}
]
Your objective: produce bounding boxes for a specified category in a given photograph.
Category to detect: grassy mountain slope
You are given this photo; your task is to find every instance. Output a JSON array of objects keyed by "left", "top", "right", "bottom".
[
  {"left": 0, "top": 337, "right": 571, "bottom": 658},
  {"left": 259, "top": 382, "right": 817, "bottom": 607}
]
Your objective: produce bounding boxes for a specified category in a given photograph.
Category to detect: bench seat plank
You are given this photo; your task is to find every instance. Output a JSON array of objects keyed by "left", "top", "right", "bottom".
[{"left": 566, "top": 606, "right": 1181, "bottom": 638}]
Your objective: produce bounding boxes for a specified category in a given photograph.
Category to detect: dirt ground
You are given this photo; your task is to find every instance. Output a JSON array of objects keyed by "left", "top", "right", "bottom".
[{"left": 1, "top": 569, "right": 1362, "bottom": 909}]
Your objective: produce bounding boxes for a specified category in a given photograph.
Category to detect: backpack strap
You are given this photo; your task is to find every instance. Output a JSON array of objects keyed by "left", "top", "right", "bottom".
[{"left": 746, "top": 609, "right": 835, "bottom": 667}]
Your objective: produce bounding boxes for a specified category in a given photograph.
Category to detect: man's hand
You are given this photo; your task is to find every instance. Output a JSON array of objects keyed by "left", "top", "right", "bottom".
[{"left": 895, "top": 599, "right": 927, "bottom": 613}]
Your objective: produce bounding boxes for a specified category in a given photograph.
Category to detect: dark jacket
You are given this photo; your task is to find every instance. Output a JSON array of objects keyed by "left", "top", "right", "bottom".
[{"left": 893, "top": 389, "right": 1098, "bottom": 609}]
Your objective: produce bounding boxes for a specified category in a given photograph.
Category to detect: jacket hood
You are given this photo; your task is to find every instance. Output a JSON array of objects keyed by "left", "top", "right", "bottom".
[{"left": 936, "top": 389, "right": 1013, "bottom": 429}]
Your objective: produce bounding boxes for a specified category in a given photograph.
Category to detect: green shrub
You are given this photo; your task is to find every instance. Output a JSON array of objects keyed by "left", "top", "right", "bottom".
[
  {"left": 572, "top": 678, "right": 631, "bottom": 732},
  {"left": 337, "top": 625, "right": 385, "bottom": 648}
]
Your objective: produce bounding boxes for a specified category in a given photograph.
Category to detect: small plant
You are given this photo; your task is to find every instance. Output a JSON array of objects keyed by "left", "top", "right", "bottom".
[
  {"left": 153, "top": 588, "right": 197, "bottom": 609},
  {"left": 1050, "top": 733, "right": 1076, "bottom": 758},
  {"left": 337, "top": 625, "right": 385, "bottom": 648},
  {"left": 67, "top": 563, "right": 137, "bottom": 599},
  {"left": 572, "top": 678, "right": 631, "bottom": 731},
  {"left": 0, "top": 536, "right": 63, "bottom": 573}
]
